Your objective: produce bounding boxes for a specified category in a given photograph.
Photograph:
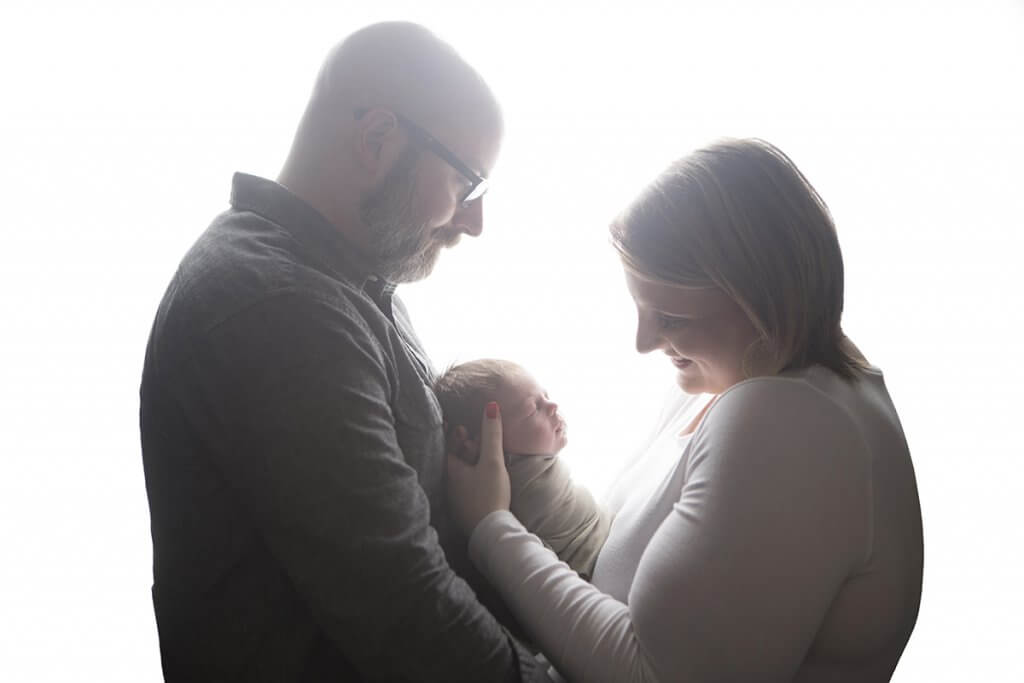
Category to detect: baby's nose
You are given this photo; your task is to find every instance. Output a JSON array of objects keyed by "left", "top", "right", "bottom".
[{"left": 546, "top": 401, "right": 558, "bottom": 416}]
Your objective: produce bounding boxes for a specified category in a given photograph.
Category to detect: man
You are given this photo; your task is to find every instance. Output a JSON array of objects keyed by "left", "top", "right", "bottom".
[{"left": 140, "top": 22, "right": 548, "bottom": 681}]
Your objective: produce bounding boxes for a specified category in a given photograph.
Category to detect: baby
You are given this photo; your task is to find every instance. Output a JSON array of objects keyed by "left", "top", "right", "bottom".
[{"left": 434, "top": 359, "right": 610, "bottom": 579}]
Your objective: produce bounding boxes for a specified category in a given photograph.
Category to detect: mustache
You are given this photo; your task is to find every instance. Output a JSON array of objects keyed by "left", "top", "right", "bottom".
[{"left": 438, "top": 230, "right": 462, "bottom": 247}]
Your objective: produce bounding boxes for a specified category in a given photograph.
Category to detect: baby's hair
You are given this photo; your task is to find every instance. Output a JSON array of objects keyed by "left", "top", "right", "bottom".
[{"left": 433, "top": 358, "right": 522, "bottom": 438}]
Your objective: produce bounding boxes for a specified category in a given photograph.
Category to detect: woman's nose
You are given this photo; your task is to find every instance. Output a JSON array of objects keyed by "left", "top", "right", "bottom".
[{"left": 635, "top": 314, "right": 661, "bottom": 354}]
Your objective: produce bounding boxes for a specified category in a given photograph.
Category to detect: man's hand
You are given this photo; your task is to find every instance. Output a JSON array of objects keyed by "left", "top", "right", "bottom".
[{"left": 446, "top": 402, "right": 511, "bottom": 535}]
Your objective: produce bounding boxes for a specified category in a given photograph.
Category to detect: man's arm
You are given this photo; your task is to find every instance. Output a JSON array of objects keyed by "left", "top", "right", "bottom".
[{"left": 189, "top": 290, "right": 545, "bottom": 682}]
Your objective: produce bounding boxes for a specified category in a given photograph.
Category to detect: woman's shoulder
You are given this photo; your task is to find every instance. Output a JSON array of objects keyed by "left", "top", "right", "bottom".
[
  {"left": 699, "top": 365, "right": 883, "bottom": 457},
  {"left": 689, "top": 367, "right": 878, "bottom": 501},
  {"left": 715, "top": 365, "right": 884, "bottom": 418}
]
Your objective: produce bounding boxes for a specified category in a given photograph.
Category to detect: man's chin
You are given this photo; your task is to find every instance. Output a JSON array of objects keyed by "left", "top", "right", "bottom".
[{"left": 386, "top": 246, "right": 443, "bottom": 284}]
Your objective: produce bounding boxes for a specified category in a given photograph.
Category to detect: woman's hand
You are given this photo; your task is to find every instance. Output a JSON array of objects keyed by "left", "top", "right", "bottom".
[{"left": 446, "top": 401, "right": 511, "bottom": 536}]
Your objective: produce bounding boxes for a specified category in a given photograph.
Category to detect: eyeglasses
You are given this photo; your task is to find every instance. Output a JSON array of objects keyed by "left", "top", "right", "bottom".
[{"left": 355, "top": 108, "right": 489, "bottom": 207}]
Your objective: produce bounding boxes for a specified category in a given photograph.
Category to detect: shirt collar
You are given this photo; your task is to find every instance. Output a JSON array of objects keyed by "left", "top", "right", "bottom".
[{"left": 228, "top": 172, "right": 396, "bottom": 309}]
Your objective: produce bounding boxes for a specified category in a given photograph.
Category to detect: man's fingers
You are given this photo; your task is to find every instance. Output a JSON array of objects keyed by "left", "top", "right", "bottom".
[{"left": 479, "top": 401, "right": 503, "bottom": 465}]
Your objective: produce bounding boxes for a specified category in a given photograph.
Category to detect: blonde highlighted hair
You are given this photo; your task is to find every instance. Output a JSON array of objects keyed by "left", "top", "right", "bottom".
[{"left": 610, "top": 138, "right": 867, "bottom": 379}]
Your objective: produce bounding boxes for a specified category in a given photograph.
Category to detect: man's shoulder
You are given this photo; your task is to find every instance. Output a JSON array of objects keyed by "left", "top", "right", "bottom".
[
  {"left": 150, "top": 209, "right": 397, "bottom": 366},
  {"left": 185, "top": 210, "right": 362, "bottom": 309}
]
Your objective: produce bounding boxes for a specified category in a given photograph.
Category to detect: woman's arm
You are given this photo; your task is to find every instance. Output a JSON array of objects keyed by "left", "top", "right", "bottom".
[
  {"left": 467, "top": 378, "right": 872, "bottom": 682},
  {"left": 470, "top": 512, "right": 659, "bottom": 682}
]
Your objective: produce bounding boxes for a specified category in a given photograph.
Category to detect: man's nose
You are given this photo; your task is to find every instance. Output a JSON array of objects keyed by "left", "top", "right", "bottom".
[{"left": 453, "top": 198, "right": 483, "bottom": 237}]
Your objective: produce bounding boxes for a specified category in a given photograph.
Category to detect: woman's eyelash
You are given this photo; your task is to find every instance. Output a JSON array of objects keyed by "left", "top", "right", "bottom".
[{"left": 656, "top": 313, "right": 692, "bottom": 329}]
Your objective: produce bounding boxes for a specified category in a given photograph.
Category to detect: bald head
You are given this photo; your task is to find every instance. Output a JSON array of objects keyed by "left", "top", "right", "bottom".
[
  {"left": 278, "top": 22, "right": 503, "bottom": 275},
  {"left": 310, "top": 22, "right": 502, "bottom": 135}
]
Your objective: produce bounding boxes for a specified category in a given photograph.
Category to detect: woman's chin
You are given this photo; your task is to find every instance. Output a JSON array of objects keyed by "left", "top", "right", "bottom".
[{"left": 675, "top": 371, "right": 704, "bottom": 394}]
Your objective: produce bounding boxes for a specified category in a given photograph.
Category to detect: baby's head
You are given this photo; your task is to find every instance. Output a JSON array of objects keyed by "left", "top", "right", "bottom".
[{"left": 434, "top": 359, "right": 568, "bottom": 456}]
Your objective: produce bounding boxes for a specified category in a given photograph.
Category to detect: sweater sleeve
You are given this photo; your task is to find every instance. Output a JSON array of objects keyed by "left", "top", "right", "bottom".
[{"left": 469, "top": 378, "right": 872, "bottom": 683}]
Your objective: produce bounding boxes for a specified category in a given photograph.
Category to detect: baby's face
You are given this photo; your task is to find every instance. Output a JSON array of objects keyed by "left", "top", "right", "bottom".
[{"left": 497, "top": 369, "right": 568, "bottom": 456}]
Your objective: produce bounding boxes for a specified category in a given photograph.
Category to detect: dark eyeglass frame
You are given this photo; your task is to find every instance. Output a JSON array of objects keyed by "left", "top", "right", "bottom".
[{"left": 355, "top": 108, "right": 489, "bottom": 207}]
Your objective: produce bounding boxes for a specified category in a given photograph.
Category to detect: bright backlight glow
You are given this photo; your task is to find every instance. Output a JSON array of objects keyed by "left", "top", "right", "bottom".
[{"left": 1, "top": 1, "right": 1022, "bottom": 680}]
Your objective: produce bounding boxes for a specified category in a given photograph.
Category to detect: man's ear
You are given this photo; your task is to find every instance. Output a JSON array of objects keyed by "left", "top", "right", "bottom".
[{"left": 355, "top": 109, "right": 402, "bottom": 174}]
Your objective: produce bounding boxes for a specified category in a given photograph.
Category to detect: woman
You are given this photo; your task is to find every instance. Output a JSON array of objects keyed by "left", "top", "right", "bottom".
[{"left": 448, "top": 139, "right": 924, "bottom": 682}]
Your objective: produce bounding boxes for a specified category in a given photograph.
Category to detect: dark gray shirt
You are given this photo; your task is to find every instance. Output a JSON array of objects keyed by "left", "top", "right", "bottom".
[{"left": 140, "top": 173, "right": 547, "bottom": 682}]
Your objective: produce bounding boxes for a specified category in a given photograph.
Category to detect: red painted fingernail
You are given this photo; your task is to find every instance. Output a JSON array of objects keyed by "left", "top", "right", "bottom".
[{"left": 486, "top": 401, "right": 499, "bottom": 419}]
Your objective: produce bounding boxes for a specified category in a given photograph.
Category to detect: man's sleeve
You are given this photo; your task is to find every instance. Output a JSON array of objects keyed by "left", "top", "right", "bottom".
[{"left": 189, "top": 291, "right": 547, "bottom": 682}]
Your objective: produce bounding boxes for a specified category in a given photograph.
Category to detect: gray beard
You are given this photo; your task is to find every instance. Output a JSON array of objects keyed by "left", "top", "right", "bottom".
[{"left": 359, "top": 147, "right": 443, "bottom": 284}]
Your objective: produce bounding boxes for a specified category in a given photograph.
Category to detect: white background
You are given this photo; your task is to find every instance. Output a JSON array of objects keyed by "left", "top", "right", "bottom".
[{"left": 2, "top": 0, "right": 1022, "bottom": 680}]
